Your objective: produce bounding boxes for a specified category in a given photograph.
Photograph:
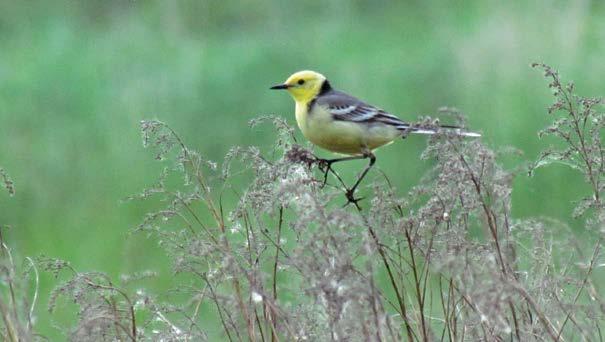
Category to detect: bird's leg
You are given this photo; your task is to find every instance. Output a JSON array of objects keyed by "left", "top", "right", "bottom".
[
  {"left": 317, "top": 155, "right": 366, "bottom": 189},
  {"left": 344, "top": 152, "right": 376, "bottom": 208}
]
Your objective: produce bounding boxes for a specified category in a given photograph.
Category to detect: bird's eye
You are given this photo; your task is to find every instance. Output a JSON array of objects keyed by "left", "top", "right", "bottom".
[{"left": 297, "top": 79, "right": 305, "bottom": 85}]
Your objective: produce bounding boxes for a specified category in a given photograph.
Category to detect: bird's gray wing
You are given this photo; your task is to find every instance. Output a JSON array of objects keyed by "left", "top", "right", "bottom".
[{"left": 315, "top": 91, "right": 411, "bottom": 130}]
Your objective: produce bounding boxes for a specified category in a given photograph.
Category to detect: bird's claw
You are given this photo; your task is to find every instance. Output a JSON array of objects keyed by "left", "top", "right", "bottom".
[
  {"left": 317, "top": 158, "right": 330, "bottom": 172},
  {"left": 317, "top": 159, "right": 331, "bottom": 188},
  {"left": 344, "top": 189, "right": 364, "bottom": 210}
]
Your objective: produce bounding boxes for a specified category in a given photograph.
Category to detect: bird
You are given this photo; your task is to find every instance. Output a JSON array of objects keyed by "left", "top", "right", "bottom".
[{"left": 270, "top": 70, "right": 480, "bottom": 207}]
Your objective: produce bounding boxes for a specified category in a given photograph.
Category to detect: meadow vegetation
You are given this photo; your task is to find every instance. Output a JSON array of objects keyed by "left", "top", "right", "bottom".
[
  {"left": 1, "top": 1, "right": 605, "bottom": 340},
  {"left": 1, "top": 64, "right": 604, "bottom": 340}
]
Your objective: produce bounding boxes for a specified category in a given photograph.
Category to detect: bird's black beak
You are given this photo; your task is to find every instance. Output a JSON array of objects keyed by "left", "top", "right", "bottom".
[{"left": 270, "top": 84, "right": 291, "bottom": 90}]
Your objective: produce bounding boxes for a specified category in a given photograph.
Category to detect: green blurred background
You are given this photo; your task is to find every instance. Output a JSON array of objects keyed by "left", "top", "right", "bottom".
[{"left": 1, "top": 0, "right": 604, "bottom": 337}]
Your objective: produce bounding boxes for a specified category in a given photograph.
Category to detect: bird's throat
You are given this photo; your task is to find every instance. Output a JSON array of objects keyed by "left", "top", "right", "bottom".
[{"left": 294, "top": 101, "right": 310, "bottom": 132}]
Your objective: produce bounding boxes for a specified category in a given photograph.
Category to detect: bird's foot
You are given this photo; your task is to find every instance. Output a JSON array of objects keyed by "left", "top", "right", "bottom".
[
  {"left": 344, "top": 188, "right": 364, "bottom": 210},
  {"left": 317, "top": 158, "right": 331, "bottom": 173},
  {"left": 317, "top": 158, "right": 332, "bottom": 188}
]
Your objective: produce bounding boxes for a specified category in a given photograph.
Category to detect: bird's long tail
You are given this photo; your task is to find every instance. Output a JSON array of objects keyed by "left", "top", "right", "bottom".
[{"left": 400, "top": 124, "right": 481, "bottom": 138}]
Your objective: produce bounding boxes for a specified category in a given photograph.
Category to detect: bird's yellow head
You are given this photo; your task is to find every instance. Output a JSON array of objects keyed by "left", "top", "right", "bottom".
[{"left": 270, "top": 70, "right": 328, "bottom": 103}]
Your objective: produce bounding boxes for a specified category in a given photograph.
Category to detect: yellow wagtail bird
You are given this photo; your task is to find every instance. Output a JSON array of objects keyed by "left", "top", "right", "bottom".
[{"left": 271, "top": 70, "right": 480, "bottom": 206}]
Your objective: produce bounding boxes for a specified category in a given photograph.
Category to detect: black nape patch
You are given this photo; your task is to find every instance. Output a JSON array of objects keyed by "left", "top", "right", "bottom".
[
  {"left": 319, "top": 80, "right": 332, "bottom": 96},
  {"left": 308, "top": 80, "right": 332, "bottom": 113}
]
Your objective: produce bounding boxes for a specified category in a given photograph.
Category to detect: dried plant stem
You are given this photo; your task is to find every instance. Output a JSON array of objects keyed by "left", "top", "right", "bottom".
[
  {"left": 270, "top": 207, "right": 283, "bottom": 342},
  {"left": 404, "top": 226, "right": 429, "bottom": 341},
  {"left": 362, "top": 216, "right": 416, "bottom": 341},
  {"left": 201, "top": 273, "right": 236, "bottom": 342},
  {"left": 509, "top": 281, "right": 560, "bottom": 341},
  {"left": 24, "top": 257, "right": 38, "bottom": 332},
  {"left": 164, "top": 122, "right": 258, "bottom": 339},
  {"left": 0, "top": 300, "right": 18, "bottom": 342},
  {"left": 81, "top": 277, "right": 137, "bottom": 341},
  {"left": 556, "top": 240, "right": 601, "bottom": 339}
]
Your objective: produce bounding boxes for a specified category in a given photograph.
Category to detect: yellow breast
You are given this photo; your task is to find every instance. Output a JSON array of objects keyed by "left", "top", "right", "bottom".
[{"left": 294, "top": 101, "right": 400, "bottom": 155}]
